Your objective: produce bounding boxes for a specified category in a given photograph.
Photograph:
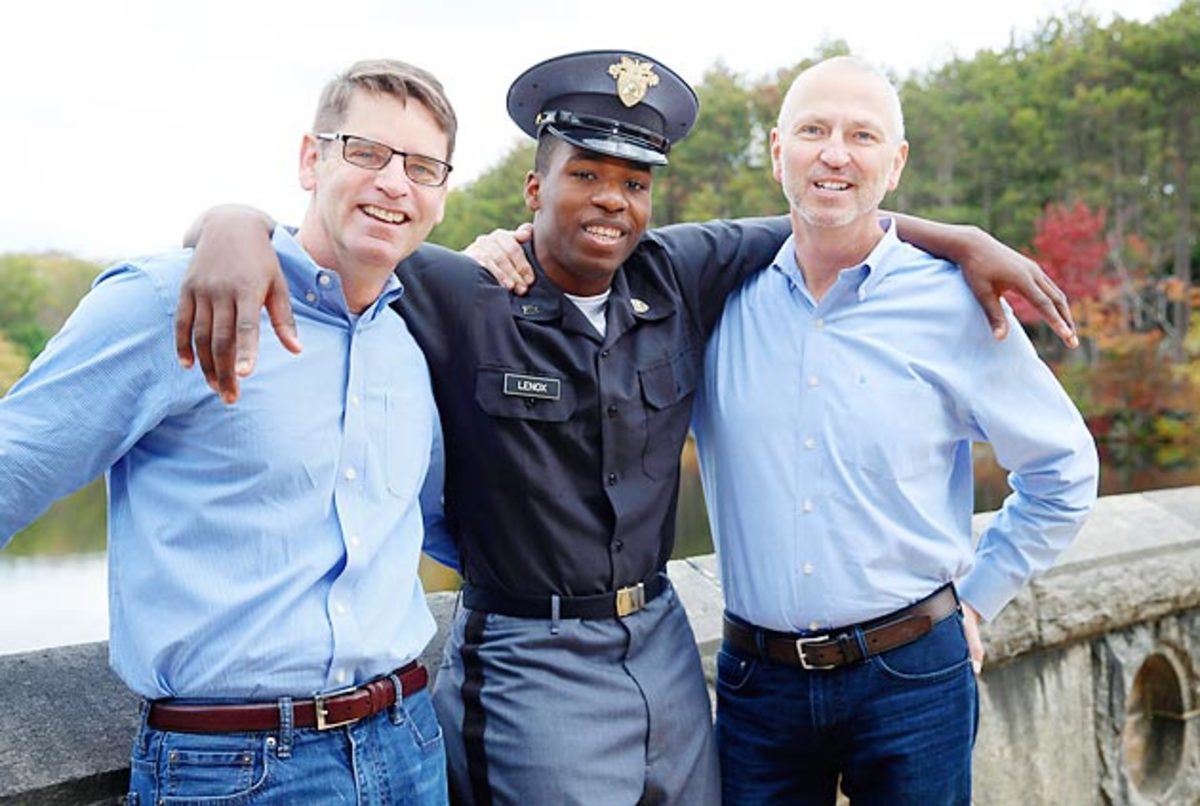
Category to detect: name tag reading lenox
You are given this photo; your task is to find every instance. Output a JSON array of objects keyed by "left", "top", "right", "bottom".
[{"left": 503, "top": 373, "right": 562, "bottom": 401}]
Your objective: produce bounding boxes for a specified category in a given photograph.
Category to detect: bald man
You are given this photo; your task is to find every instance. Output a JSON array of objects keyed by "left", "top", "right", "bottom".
[{"left": 691, "top": 57, "right": 1098, "bottom": 805}]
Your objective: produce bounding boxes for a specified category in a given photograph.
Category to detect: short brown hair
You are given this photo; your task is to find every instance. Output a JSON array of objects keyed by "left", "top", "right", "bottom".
[{"left": 313, "top": 59, "right": 458, "bottom": 161}]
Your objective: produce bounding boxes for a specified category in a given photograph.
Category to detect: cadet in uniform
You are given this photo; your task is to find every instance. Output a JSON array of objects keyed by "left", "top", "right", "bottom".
[
  {"left": 411, "top": 53, "right": 786, "bottom": 805},
  {"left": 178, "top": 50, "right": 1075, "bottom": 806}
]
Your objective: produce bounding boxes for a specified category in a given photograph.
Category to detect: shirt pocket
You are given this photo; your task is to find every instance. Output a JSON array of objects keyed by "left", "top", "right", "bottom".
[
  {"left": 843, "top": 377, "right": 947, "bottom": 481},
  {"left": 638, "top": 348, "right": 698, "bottom": 479},
  {"left": 474, "top": 367, "right": 576, "bottom": 423},
  {"left": 386, "top": 390, "right": 435, "bottom": 500},
  {"left": 474, "top": 366, "right": 578, "bottom": 497}
]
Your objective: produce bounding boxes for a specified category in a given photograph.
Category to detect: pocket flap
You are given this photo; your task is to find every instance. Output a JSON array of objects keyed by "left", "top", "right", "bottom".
[
  {"left": 475, "top": 367, "right": 575, "bottom": 422},
  {"left": 638, "top": 350, "right": 698, "bottom": 410}
]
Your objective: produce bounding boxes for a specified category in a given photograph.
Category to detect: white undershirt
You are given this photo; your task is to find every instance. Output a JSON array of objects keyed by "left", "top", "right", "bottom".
[{"left": 564, "top": 289, "right": 611, "bottom": 338}]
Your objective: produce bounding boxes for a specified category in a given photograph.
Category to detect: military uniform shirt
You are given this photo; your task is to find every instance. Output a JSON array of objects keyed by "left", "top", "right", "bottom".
[{"left": 394, "top": 218, "right": 788, "bottom": 596}]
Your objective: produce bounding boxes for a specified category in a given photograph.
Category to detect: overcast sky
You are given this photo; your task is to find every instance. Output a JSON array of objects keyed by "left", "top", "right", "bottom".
[{"left": 0, "top": 0, "right": 1175, "bottom": 261}]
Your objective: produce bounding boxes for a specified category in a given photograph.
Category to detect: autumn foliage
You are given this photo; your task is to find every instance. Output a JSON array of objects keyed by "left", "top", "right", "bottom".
[{"left": 1008, "top": 201, "right": 1111, "bottom": 325}]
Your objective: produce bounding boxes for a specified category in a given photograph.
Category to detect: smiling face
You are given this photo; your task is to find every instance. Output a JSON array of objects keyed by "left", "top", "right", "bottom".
[
  {"left": 524, "top": 140, "right": 652, "bottom": 296},
  {"left": 297, "top": 89, "right": 449, "bottom": 285},
  {"left": 771, "top": 59, "right": 908, "bottom": 235}
]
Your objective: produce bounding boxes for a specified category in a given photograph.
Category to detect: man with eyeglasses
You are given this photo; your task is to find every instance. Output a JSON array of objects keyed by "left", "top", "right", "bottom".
[
  {"left": 174, "top": 51, "right": 1076, "bottom": 805},
  {"left": 0, "top": 59, "right": 456, "bottom": 804}
]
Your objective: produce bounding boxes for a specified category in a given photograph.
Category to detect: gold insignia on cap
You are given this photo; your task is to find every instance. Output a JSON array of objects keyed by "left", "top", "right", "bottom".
[
  {"left": 608, "top": 56, "right": 660, "bottom": 108},
  {"left": 631, "top": 298, "right": 650, "bottom": 314}
]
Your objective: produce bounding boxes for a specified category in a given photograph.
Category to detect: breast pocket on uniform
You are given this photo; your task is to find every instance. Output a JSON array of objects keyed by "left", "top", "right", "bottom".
[
  {"left": 474, "top": 367, "right": 579, "bottom": 498},
  {"left": 638, "top": 348, "right": 698, "bottom": 479},
  {"left": 474, "top": 367, "right": 576, "bottom": 422}
]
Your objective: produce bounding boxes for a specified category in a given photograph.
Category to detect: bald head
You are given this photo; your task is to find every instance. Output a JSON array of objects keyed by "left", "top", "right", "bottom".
[
  {"left": 769, "top": 54, "right": 909, "bottom": 234},
  {"left": 778, "top": 57, "right": 905, "bottom": 142}
]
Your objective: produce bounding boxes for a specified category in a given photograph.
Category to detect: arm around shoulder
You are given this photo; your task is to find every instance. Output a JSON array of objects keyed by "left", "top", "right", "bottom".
[{"left": 177, "top": 205, "right": 298, "bottom": 404}]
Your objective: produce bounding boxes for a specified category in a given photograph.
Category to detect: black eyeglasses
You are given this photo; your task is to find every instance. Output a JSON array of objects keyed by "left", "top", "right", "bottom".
[{"left": 315, "top": 133, "right": 453, "bottom": 187}]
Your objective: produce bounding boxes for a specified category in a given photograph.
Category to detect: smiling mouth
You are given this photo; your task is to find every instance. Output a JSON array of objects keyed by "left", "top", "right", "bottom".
[
  {"left": 813, "top": 180, "right": 852, "bottom": 191},
  {"left": 582, "top": 224, "right": 625, "bottom": 243},
  {"left": 361, "top": 204, "right": 409, "bottom": 225}
]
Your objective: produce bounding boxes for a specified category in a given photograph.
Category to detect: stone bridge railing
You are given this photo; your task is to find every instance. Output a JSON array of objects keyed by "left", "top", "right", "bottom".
[{"left": 2, "top": 487, "right": 1198, "bottom": 805}]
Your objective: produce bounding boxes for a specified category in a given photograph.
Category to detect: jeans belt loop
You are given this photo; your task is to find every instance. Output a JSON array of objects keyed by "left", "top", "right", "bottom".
[{"left": 276, "top": 696, "right": 293, "bottom": 757}]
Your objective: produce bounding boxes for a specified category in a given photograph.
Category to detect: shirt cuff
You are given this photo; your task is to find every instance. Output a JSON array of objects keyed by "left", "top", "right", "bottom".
[{"left": 956, "top": 563, "right": 1018, "bottom": 623}]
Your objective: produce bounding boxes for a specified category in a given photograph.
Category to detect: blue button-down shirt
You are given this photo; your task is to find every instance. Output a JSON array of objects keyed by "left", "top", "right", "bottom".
[
  {"left": 0, "top": 228, "right": 450, "bottom": 699},
  {"left": 693, "top": 222, "right": 1098, "bottom": 630}
]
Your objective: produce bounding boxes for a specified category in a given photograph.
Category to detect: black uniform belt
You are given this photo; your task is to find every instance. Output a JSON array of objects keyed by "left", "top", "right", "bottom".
[
  {"left": 462, "top": 573, "right": 668, "bottom": 619},
  {"left": 723, "top": 584, "right": 960, "bottom": 670}
]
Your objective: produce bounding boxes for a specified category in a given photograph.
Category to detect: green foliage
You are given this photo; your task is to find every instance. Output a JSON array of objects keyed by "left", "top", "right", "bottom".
[
  {"left": 428, "top": 141, "right": 536, "bottom": 250},
  {"left": 0, "top": 252, "right": 102, "bottom": 362},
  {"left": 0, "top": 332, "right": 29, "bottom": 395}
]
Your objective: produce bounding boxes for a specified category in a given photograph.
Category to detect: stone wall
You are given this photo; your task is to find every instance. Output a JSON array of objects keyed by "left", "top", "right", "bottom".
[{"left": 2, "top": 488, "right": 1198, "bottom": 805}]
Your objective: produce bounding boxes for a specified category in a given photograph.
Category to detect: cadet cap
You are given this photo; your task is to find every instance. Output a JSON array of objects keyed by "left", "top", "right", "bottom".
[{"left": 507, "top": 50, "right": 698, "bottom": 166}]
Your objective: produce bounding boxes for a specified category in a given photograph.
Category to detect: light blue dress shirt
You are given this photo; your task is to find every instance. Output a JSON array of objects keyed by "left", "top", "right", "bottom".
[
  {"left": 0, "top": 228, "right": 452, "bottom": 699},
  {"left": 693, "top": 221, "right": 1098, "bottom": 631}
]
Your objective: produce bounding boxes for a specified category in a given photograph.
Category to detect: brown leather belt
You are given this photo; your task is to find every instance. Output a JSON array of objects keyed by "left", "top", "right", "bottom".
[
  {"left": 723, "top": 585, "right": 959, "bottom": 670},
  {"left": 147, "top": 661, "right": 428, "bottom": 733}
]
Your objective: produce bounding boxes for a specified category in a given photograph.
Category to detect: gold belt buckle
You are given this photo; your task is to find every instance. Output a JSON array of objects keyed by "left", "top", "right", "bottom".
[
  {"left": 615, "top": 582, "right": 646, "bottom": 617},
  {"left": 314, "top": 684, "right": 359, "bottom": 731}
]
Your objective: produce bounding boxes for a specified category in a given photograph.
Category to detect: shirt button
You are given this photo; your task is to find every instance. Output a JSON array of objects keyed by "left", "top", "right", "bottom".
[
  {"left": 803, "top": 437, "right": 816, "bottom": 450},
  {"left": 607, "top": 472, "right": 618, "bottom": 486},
  {"left": 814, "top": 318, "right": 825, "bottom": 330},
  {"left": 335, "top": 669, "right": 348, "bottom": 684},
  {"left": 802, "top": 499, "right": 814, "bottom": 513},
  {"left": 803, "top": 562, "right": 814, "bottom": 575},
  {"left": 344, "top": 467, "right": 358, "bottom": 481},
  {"left": 607, "top": 404, "right": 618, "bottom": 418},
  {"left": 335, "top": 601, "right": 348, "bottom": 615},
  {"left": 613, "top": 539, "right": 624, "bottom": 552},
  {"left": 350, "top": 394, "right": 360, "bottom": 407},
  {"left": 305, "top": 291, "right": 317, "bottom": 303},
  {"left": 600, "top": 349, "right": 610, "bottom": 358},
  {"left": 808, "top": 376, "right": 820, "bottom": 387},
  {"left": 349, "top": 534, "right": 361, "bottom": 549},
  {"left": 318, "top": 274, "right": 332, "bottom": 287},
  {"left": 809, "top": 621, "right": 820, "bottom": 632}
]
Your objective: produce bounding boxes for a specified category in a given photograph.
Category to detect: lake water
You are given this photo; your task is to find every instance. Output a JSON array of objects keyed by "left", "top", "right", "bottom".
[{"left": 2, "top": 440, "right": 1196, "bottom": 655}]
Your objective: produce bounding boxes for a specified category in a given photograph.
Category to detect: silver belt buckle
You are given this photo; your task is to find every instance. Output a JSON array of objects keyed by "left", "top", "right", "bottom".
[
  {"left": 314, "top": 684, "right": 359, "bottom": 731},
  {"left": 794, "top": 634, "right": 836, "bottom": 670},
  {"left": 615, "top": 582, "right": 646, "bottom": 617}
]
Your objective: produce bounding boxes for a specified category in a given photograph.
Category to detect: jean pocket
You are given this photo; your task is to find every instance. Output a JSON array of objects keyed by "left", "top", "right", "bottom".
[
  {"left": 716, "top": 646, "right": 758, "bottom": 693},
  {"left": 871, "top": 614, "right": 971, "bottom": 683},
  {"left": 160, "top": 735, "right": 271, "bottom": 805},
  {"left": 392, "top": 690, "right": 444, "bottom": 751}
]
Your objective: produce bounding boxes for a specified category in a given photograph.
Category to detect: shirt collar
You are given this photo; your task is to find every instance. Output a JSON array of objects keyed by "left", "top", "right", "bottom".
[
  {"left": 769, "top": 216, "right": 903, "bottom": 302},
  {"left": 274, "top": 227, "right": 404, "bottom": 321}
]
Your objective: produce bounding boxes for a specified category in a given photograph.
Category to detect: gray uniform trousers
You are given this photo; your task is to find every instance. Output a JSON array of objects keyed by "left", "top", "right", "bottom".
[{"left": 432, "top": 581, "right": 719, "bottom": 805}]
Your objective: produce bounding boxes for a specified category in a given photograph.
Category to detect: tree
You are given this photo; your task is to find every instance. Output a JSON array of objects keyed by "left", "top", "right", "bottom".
[
  {"left": 428, "top": 141, "right": 536, "bottom": 250},
  {"left": 0, "top": 333, "right": 29, "bottom": 395}
]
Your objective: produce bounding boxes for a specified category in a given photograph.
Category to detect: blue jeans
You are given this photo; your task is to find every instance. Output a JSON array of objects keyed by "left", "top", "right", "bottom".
[
  {"left": 126, "top": 689, "right": 447, "bottom": 805},
  {"left": 716, "top": 612, "right": 978, "bottom": 806}
]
